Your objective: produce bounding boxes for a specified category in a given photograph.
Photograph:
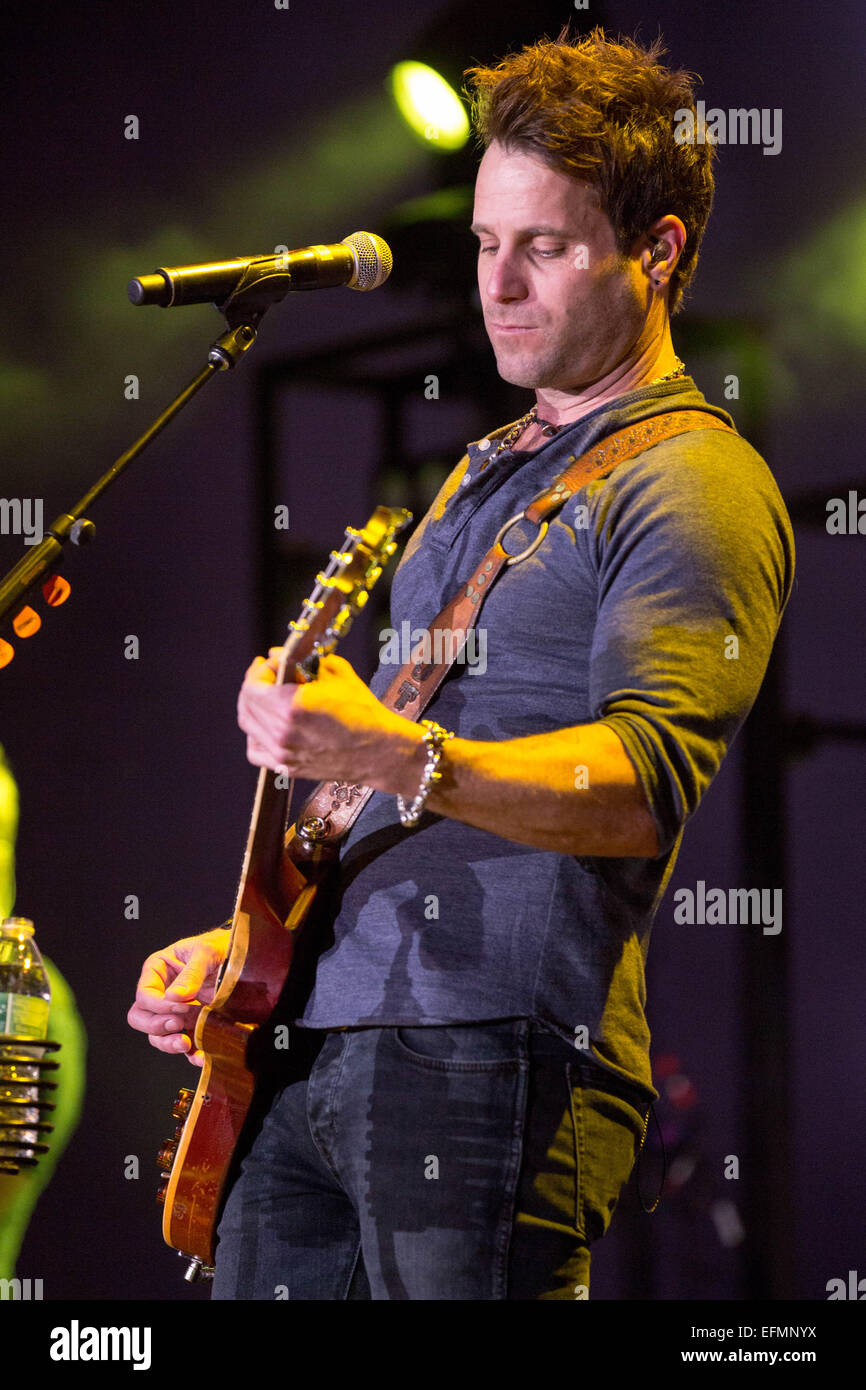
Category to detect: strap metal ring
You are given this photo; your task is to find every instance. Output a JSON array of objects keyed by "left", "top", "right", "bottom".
[{"left": 493, "top": 512, "right": 549, "bottom": 565}]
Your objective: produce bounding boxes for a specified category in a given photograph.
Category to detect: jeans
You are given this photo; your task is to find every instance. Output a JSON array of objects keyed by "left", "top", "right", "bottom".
[{"left": 211, "top": 1019, "right": 650, "bottom": 1300}]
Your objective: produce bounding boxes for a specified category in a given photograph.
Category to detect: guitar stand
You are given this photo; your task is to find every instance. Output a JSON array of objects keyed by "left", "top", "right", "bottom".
[{"left": 0, "top": 1034, "right": 61, "bottom": 1175}]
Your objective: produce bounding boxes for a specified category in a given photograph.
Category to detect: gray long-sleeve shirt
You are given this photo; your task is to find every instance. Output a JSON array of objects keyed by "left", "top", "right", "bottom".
[{"left": 296, "top": 377, "right": 795, "bottom": 1102}]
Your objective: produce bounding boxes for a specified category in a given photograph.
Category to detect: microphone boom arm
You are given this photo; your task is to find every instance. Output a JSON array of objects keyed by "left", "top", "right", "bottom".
[
  {"left": 2, "top": 230, "right": 392, "bottom": 649},
  {"left": 0, "top": 316, "right": 260, "bottom": 631}
]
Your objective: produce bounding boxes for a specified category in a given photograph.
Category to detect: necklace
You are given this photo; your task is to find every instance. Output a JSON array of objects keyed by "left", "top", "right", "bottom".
[
  {"left": 478, "top": 358, "right": 687, "bottom": 468},
  {"left": 647, "top": 356, "right": 687, "bottom": 387}
]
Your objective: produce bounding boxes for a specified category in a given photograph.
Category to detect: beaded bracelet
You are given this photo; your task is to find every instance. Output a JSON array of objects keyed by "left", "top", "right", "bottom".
[{"left": 396, "top": 720, "right": 455, "bottom": 827}]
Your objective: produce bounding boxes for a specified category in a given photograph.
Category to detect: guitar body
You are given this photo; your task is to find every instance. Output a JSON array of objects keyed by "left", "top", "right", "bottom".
[
  {"left": 157, "top": 858, "right": 321, "bottom": 1273},
  {"left": 155, "top": 506, "right": 411, "bottom": 1279}
]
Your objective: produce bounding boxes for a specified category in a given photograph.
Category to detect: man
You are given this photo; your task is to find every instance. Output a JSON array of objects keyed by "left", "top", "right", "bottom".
[{"left": 128, "top": 29, "right": 794, "bottom": 1299}]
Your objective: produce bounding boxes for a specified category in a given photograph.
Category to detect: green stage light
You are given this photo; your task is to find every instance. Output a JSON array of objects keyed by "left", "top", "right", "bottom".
[{"left": 389, "top": 61, "right": 470, "bottom": 152}]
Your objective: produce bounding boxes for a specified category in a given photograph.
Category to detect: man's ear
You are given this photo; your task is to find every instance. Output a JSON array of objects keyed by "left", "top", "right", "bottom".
[{"left": 641, "top": 217, "right": 686, "bottom": 288}]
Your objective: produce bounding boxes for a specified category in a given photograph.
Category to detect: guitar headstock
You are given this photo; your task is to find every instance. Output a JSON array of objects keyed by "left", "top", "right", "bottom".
[{"left": 284, "top": 505, "right": 412, "bottom": 676}]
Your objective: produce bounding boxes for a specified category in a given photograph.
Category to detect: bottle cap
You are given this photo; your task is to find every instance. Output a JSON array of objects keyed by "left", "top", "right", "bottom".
[{"left": 1, "top": 917, "right": 35, "bottom": 937}]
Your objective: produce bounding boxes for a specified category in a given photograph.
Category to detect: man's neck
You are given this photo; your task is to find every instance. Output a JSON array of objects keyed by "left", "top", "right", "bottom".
[{"left": 535, "top": 337, "right": 683, "bottom": 428}]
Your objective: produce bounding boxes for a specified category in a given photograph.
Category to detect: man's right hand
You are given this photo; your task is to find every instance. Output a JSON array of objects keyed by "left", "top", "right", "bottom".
[{"left": 126, "top": 928, "right": 231, "bottom": 1067}]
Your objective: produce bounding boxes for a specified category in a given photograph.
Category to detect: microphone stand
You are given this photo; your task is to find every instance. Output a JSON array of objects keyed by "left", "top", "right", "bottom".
[{"left": 0, "top": 283, "right": 279, "bottom": 631}]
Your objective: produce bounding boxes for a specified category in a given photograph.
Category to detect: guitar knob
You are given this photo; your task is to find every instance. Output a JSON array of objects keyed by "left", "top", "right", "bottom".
[
  {"left": 156, "top": 1179, "right": 169, "bottom": 1206},
  {"left": 156, "top": 1139, "right": 177, "bottom": 1172},
  {"left": 172, "top": 1087, "right": 195, "bottom": 1120}
]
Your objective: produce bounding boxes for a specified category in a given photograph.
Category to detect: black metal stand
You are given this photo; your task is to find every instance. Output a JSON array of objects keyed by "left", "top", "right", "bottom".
[{"left": 0, "top": 320, "right": 260, "bottom": 634}]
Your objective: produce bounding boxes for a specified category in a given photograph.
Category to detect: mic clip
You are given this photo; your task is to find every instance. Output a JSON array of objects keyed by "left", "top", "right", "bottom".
[{"left": 216, "top": 260, "right": 293, "bottom": 330}]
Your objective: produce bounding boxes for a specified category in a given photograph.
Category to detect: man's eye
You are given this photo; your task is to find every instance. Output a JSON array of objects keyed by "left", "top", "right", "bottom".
[{"left": 476, "top": 243, "right": 563, "bottom": 257}]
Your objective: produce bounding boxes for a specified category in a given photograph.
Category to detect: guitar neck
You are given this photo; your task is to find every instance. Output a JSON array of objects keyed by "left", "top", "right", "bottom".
[{"left": 230, "top": 506, "right": 413, "bottom": 920}]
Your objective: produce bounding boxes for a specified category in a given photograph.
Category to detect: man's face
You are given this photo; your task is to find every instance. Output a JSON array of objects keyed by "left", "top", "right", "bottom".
[{"left": 472, "top": 140, "right": 650, "bottom": 392}]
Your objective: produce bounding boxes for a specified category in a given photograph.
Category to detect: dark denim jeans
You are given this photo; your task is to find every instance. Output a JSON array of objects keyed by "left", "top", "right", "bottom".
[{"left": 211, "top": 1019, "right": 650, "bottom": 1300}]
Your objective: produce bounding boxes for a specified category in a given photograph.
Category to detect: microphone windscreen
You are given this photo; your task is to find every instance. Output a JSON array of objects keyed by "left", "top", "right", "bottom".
[{"left": 342, "top": 232, "right": 393, "bottom": 291}]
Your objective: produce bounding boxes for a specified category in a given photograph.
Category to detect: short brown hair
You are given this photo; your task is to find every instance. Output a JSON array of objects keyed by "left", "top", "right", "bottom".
[{"left": 464, "top": 27, "right": 715, "bottom": 314}]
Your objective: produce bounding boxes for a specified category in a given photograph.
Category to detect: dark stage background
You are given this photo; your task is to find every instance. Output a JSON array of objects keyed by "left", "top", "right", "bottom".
[{"left": 1, "top": 0, "right": 863, "bottom": 1305}]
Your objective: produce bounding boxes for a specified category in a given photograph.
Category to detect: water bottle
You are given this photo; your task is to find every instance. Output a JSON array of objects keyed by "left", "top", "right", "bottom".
[{"left": 0, "top": 917, "right": 51, "bottom": 1167}]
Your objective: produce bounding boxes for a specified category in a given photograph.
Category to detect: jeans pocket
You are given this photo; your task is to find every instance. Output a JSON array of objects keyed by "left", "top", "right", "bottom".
[
  {"left": 393, "top": 1019, "right": 529, "bottom": 1071},
  {"left": 568, "top": 1074, "right": 647, "bottom": 1244}
]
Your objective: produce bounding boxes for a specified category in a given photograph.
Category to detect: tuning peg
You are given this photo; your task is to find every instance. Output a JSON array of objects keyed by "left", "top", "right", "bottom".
[
  {"left": 0, "top": 639, "right": 13, "bottom": 669},
  {"left": 156, "top": 1138, "right": 178, "bottom": 1172},
  {"left": 172, "top": 1088, "right": 195, "bottom": 1121}
]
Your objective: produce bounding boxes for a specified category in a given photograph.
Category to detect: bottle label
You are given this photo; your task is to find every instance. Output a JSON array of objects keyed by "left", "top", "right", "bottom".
[{"left": 0, "top": 993, "right": 50, "bottom": 1039}]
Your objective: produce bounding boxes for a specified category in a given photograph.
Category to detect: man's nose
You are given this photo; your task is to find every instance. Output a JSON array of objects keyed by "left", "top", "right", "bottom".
[{"left": 483, "top": 252, "right": 527, "bottom": 301}]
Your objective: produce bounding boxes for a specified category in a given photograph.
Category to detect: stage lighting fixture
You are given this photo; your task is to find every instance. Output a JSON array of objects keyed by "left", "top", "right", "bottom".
[{"left": 389, "top": 61, "right": 470, "bottom": 152}]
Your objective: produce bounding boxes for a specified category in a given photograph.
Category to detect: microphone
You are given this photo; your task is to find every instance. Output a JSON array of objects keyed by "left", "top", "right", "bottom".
[{"left": 128, "top": 231, "right": 392, "bottom": 307}]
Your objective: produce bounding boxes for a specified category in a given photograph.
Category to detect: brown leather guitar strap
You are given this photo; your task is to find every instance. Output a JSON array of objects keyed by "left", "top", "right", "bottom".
[{"left": 288, "top": 409, "right": 736, "bottom": 855}]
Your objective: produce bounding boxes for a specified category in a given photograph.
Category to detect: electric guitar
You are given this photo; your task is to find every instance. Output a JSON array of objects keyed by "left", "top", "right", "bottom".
[{"left": 155, "top": 504, "right": 411, "bottom": 1280}]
